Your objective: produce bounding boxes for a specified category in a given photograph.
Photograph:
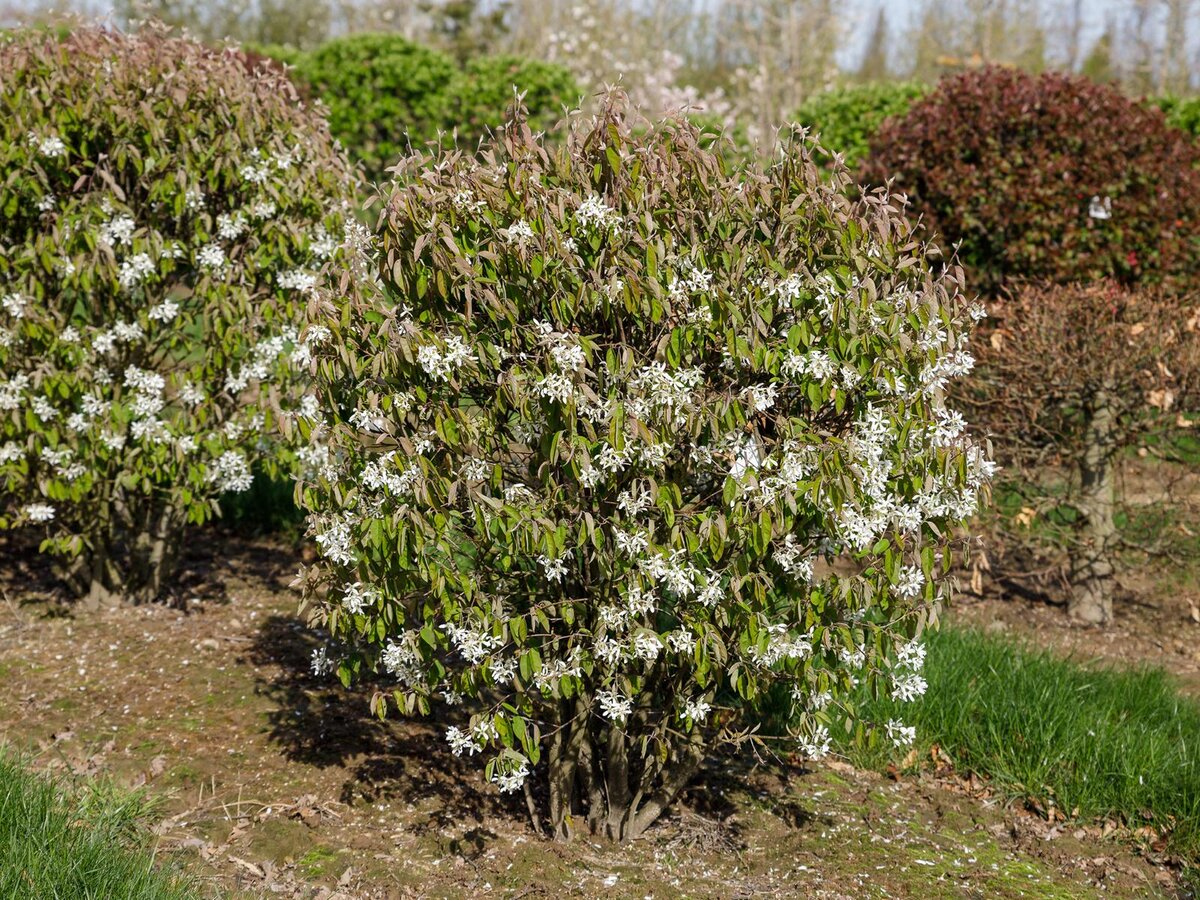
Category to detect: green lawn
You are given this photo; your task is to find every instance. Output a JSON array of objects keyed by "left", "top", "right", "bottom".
[
  {"left": 0, "top": 754, "right": 198, "bottom": 899},
  {"left": 844, "top": 627, "right": 1200, "bottom": 863}
]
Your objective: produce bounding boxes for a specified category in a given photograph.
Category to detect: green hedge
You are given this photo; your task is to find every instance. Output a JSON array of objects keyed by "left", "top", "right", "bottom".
[
  {"left": 452, "top": 55, "right": 576, "bottom": 150},
  {"left": 791, "top": 81, "right": 929, "bottom": 170},
  {"left": 262, "top": 34, "right": 578, "bottom": 181},
  {"left": 1150, "top": 94, "right": 1200, "bottom": 138},
  {"left": 290, "top": 33, "right": 459, "bottom": 179}
]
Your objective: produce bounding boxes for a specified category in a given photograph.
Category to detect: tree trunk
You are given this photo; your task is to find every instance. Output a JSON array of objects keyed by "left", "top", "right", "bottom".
[
  {"left": 539, "top": 713, "right": 704, "bottom": 844},
  {"left": 1070, "top": 386, "right": 1117, "bottom": 625}
]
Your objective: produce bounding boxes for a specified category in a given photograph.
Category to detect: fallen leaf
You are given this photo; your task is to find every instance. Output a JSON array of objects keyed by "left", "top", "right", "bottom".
[{"left": 1147, "top": 388, "right": 1175, "bottom": 411}]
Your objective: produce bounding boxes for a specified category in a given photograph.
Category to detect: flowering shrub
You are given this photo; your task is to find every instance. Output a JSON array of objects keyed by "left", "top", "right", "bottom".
[
  {"left": 792, "top": 81, "right": 929, "bottom": 171},
  {"left": 0, "top": 26, "right": 362, "bottom": 604},
  {"left": 863, "top": 67, "right": 1200, "bottom": 292},
  {"left": 959, "top": 282, "right": 1200, "bottom": 625},
  {"left": 298, "top": 98, "right": 989, "bottom": 842}
]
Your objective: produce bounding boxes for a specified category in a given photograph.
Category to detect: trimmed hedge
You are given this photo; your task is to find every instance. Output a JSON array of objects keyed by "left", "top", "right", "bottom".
[
  {"left": 272, "top": 34, "right": 578, "bottom": 181},
  {"left": 290, "top": 34, "right": 460, "bottom": 179},
  {"left": 792, "top": 81, "right": 929, "bottom": 169},
  {"left": 452, "top": 55, "right": 577, "bottom": 150},
  {"left": 1150, "top": 94, "right": 1200, "bottom": 138},
  {"left": 863, "top": 67, "right": 1200, "bottom": 292}
]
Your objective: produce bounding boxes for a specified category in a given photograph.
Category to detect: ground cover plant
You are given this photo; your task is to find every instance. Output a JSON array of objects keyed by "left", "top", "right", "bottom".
[
  {"left": 296, "top": 95, "right": 991, "bottom": 842},
  {"left": 0, "top": 753, "right": 198, "bottom": 899},
  {"left": 843, "top": 626, "right": 1200, "bottom": 867},
  {"left": 0, "top": 25, "right": 363, "bottom": 604},
  {"left": 863, "top": 66, "right": 1200, "bottom": 293}
]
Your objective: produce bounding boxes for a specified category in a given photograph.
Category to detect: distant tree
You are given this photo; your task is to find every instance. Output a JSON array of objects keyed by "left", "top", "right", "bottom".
[
  {"left": 856, "top": 8, "right": 891, "bottom": 82},
  {"left": 114, "top": 0, "right": 331, "bottom": 48},
  {"left": 421, "top": 0, "right": 510, "bottom": 64},
  {"left": 1081, "top": 27, "right": 1116, "bottom": 84}
]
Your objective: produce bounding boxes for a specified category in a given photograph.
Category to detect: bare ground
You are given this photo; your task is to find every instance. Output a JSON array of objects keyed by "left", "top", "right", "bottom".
[{"left": 0, "top": 532, "right": 1190, "bottom": 899}]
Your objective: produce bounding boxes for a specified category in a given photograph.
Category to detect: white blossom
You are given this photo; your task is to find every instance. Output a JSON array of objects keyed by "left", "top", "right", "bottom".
[
  {"left": 539, "top": 553, "right": 569, "bottom": 583},
  {"left": 206, "top": 450, "right": 253, "bottom": 492},
  {"left": 886, "top": 719, "right": 916, "bottom": 748},
  {"left": 341, "top": 581, "right": 380, "bottom": 615},
  {"left": 596, "top": 687, "right": 633, "bottom": 724},
  {"left": 197, "top": 243, "right": 227, "bottom": 271},
  {"left": 680, "top": 697, "right": 712, "bottom": 723},
  {"left": 34, "top": 134, "right": 66, "bottom": 158},
  {"left": 216, "top": 211, "right": 247, "bottom": 240},
  {"left": 576, "top": 194, "right": 620, "bottom": 232},
  {"left": 23, "top": 503, "right": 56, "bottom": 523},
  {"left": 798, "top": 725, "right": 831, "bottom": 759},
  {"left": 1, "top": 293, "right": 26, "bottom": 319},
  {"left": 441, "top": 622, "right": 503, "bottom": 664},
  {"left": 134, "top": 298, "right": 171, "bottom": 325},
  {"left": 491, "top": 759, "right": 530, "bottom": 794},
  {"left": 503, "top": 219, "right": 536, "bottom": 248},
  {"left": 278, "top": 269, "right": 318, "bottom": 293},
  {"left": 98, "top": 214, "right": 136, "bottom": 247},
  {"left": 118, "top": 253, "right": 156, "bottom": 289}
]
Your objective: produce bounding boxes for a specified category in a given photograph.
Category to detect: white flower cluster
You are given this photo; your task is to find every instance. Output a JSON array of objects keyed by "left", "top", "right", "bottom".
[
  {"left": 798, "top": 724, "right": 832, "bottom": 759},
  {"left": 886, "top": 718, "right": 916, "bottom": 748},
  {"left": 361, "top": 452, "right": 421, "bottom": 498},
  {"left": 774, "top": 534, "right": 814, "bottom": 582},
  {"left": 890, "top": 639, "right": 928, "bottom": 703},
  {"left": 2, "top": 293, "right": 27, "bottom": 319},
  {"left": 381, "top": 633, "right": 423, "bottom": 687},
  {"left": 575, "top": 194, "right": 621, "bottom": 233},
  {"left": 502, "top": 219, "right": 536, "bottom": 249},
  {"left": 596, "top": 687, "right": 634, "bottom": 724},
  {"left": 341, "top": 581, "right": 381, "bottom": 615},
  {"left": 626, "top": 363, "right": 702, "bottom": 428},
  {"left": 278, "top": 269, "right": 318, "bottom": 294},
  {"left": 441, "top": 621, "right": 503, "bottom": 664},
  {"left": 539, "top": 553, "right": 569, "bottom": 583},
  {"left": 23, "top": 502, "right": 56, "bottom": 522},
  {"left": 418, "top": 335, "right": 473, "bottom": 380},
  {"left": 680, "top": 696, "right": 712, "bottom": 723},
  {"left": 315, "top": 519, "right": 355, "bottom": 566},
  {"left": 206, "top": 450, "right": 253, "bottom": 493},
  {"left": 30, "top": 132, "right": 67, "bottom": 158},
  {"left": 98, "top": 214, "right": 136, "bottom": 247},
  {"left": 491, "top": 759, "right": 530, "bottom": 794},
  {"left": 747, "top": 623, "right": 814, "bottom": 667}
]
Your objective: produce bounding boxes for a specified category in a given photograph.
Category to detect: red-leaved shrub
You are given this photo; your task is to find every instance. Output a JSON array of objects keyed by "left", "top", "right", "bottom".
[{"left": 863, "top": 66, "right": 1200, "bottom": 293}]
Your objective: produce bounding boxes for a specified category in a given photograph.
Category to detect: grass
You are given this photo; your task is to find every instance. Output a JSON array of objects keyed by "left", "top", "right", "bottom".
[
  {"left": 0, "top": 753, "right": 199, "bottom": 899},
  {"left": 842, "top": 628, "right": 1200, "bottom": 862}
]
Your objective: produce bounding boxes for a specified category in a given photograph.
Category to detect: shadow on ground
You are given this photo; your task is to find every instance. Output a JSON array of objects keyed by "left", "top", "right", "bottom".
[{"left": 243, "top": 613, "right": 514, "bottom": 839}]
